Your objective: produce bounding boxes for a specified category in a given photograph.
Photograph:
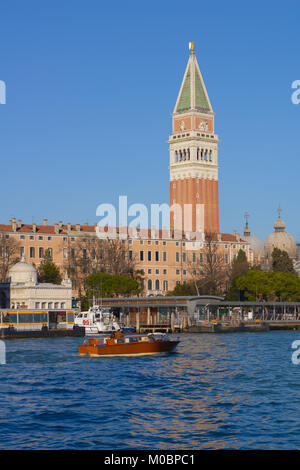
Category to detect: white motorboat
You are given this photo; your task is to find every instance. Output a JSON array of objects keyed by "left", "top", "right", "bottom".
[{"left": 74, "top": 305, "right": 121, "bottom": 335}]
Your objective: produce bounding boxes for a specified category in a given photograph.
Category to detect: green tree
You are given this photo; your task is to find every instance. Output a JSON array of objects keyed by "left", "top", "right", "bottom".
[
  {"left": 86, "top": 272, "right": 141, "bottom": 298},
  {"left": 272, "top": 248, "right": 295, "bottom": 274},
  {"left": 168, "top": 282, "right": 197, "bottom": 296},
  {"left": 233, "top": 269, "right": 300, "bottom": 302},
  {"left": 38, "top": 251, "right": 62, "bottom": 284}
]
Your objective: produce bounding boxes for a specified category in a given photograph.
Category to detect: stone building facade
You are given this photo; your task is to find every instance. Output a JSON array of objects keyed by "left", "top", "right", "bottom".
[{"left": 8, "top": 256, "right": 72, "bottom": 309}]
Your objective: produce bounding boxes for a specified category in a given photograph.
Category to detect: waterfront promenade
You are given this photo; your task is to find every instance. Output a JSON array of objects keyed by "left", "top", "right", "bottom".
[{"left": 97, "top": 296, "right": 300, "bottom": 334}]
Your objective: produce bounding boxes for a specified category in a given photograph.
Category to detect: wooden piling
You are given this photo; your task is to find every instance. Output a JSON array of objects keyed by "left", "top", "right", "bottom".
[
  {"left": 136, "top": 311, "right": 140, "bottom": 333},
  {"left": 171, "top": 312, "right": 175, "bottom": 334}
]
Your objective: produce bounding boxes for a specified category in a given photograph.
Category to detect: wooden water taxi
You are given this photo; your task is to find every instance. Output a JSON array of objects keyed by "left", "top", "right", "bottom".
[{"left": 78, "top": 331, "right": 180, "bottom": 357}]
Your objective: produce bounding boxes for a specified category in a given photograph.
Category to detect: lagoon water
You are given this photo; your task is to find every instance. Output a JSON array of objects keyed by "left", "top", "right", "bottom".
[{"left": 1, "top": 331, "right": 300, "bottom": 449}]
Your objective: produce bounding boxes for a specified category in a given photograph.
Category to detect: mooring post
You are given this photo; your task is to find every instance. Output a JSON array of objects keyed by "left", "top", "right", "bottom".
[
  {"left": 136, "top": 311, "right": 140, "bottom": 333},
  {"left": 147, "top": 307, "right": 151, "bottom": 325},
  {"left": 171, "top": 311, "right": 175, "bottom": 334}
]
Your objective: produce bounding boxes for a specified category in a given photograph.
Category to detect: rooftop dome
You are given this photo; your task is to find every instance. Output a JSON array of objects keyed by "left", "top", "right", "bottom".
[
  {"left": 242, "top": 220, "right": 264, "bottom": 259},
  {"left": 9, "top": 256, "right": 37, "bottom": 285},
  {"left": 264, "top": 209, "right": 296, "bottom": 259}
]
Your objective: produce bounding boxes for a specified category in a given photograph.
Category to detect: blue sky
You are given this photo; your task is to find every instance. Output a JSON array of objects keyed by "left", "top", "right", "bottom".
[{"left": 0, "top": 0, "right": 299, "bottom": 242}]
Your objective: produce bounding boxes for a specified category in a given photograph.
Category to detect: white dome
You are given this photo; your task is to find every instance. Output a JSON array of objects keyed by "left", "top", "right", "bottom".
[
  {"left": 9, "top": 259, "right": 37, "bottom": 285},
  {"left": 243, "top": 234, "right": 264, "bottom": 258},
  {"left": 264, "top": 226, "right": 296, "bottom": 259},
  {"left": 243, "top": 223, "right": 264, "bottom": 259}
]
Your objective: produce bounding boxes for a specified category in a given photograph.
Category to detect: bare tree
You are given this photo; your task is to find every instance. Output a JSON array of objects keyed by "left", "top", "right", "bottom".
[
  {"left": 63, "top": 236, "right": 139, "bottom": 296},
  {"left": 186, "top": 232, "right": 228, "bottom": 295},
  {"left": 0, "top": 234, "right": 20, "bottom": 282}
]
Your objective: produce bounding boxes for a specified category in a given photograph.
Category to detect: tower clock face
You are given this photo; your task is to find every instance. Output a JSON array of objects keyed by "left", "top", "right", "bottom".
[{"left": 199, "top": 120, "right": 208, "bottom": 131}]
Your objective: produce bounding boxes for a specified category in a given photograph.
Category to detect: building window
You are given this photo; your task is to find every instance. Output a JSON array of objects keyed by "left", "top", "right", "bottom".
[
  {"left": 163, "top": 269, "right": 167, "bottom": 275},
  {"left": 129, "top": 250, "right": 133, "bottom": 260},
  {"left": 176, "top": 252, "right": 180, "bottom": 262},
  {"left": 42, "top": 302, "right": 46, "bottom": 309},
  {"left": 54, "top": 302, "right": 59, "bottom": 309},
  {"left": 182, "top": 252, "right": 186, "bottom": 262},
  {"left": 20, "top": 246, "right": 24, "bottom": 257},
  {"left": 30, "top": 247, "right": 35, "bottom": 258},
  {"left": 20, "top": 235, "right": 25, "bottom": 240},
  {"left": 148, "top": 251, "right": 152, "bottom": 261},
  {"left": 148, "top": 240, "right": 151, "bottom": 245},
  {"left": 71, "top": 237, "right": 75, "bottom": 242},
  {"left": 39, "top": 247, "right": 44, "bottom": 258},
  {"left": 140, "top": 251, "right": 144, "bottom": 261},
  {"left": 163, "top": 252, "right": 167, "bottom": 262},
  {"left": 148, "top": 269, "right": 152, "bottom": 274},
  {"left": 63, "top": 237, "right": 67, "bottom": 242},
  {"left": 155, "top": 251, "right": 159, "bottom": 261},
  {"left": 35, "top": 302, "right": 40, "bottom": 309},
  {"left": 176, "top": 242, "right": 179, "bottom": 246},
  {"left": 183, "top": 270, "right": 187, "bottom": 275},
  {"left": 155, "top": 269, "right": 159, "bottom": 274},
  {"left": 140, "top": 240, "right": 144, "bottom": 245},
  {"left": 48, "top": 302, "right": 53, "bottom": 309},
  {"left": 71, "top": 248, "right": 75, "bottom": 258},
  {"left": 29, "top": 236, "right": 34, "bottom": 240},
  {"left": 163, "top": 280, "right": 168, "bottom": 291},
  {"left": 46, "top": 248, "right": 53, "bottom": 259},
  {"left": 47, "top": 236, "right": 52, "bottom": 241},
  {"left": 225, "top": 254, "right": 229, "bottom": 264},
  {"left": 155, "top": 279, "right": 160, "bottom": 290},
  {"left": 63, "top": 248, "right": 68, "bottom": 259},
  {"left": 200, "top": 253, "right": 203, "bottom": 263},
  {"left": 163, "top": 241, "right": 166, "bottom": 246},
  {"left": 148, "top": 279, "right": 152, "bottom": 290},
  {"left": 61, "top": 303, "right": 65, "bottom": 308},
  {"left": 128, "top": 239, "right": 132, "bottom": 244},
  {"left": 176, "top": 269, "right": 180, "bottom": 275},
  {"left": 192, "top": 252, "right": 196, "bottom": 262},
  {"left": 38, "top": 236, "right": 43, "bottom": 241}
]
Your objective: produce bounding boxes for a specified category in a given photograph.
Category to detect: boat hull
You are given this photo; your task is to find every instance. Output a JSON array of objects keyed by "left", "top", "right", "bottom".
[{"left": 78, "top": 340, "right": 179, "bottom": 357}]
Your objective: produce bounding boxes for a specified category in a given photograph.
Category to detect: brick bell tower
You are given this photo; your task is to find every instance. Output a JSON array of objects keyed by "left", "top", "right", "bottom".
[{"left": 169, "top": 43, "right": 220, "bottom": 235}]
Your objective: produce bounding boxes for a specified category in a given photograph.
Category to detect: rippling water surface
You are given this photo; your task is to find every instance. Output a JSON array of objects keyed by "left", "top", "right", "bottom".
[{"left": 1, "top": 331, "right": 300, "bottom": 449}]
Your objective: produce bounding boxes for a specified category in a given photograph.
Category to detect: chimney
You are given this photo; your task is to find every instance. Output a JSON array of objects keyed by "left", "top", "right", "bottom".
[
  {"left": 217, "top": 233, "right": 222, "bottom": 242},
  {"left": 76, "top": 224, "right": 81, "bottom": 232},
  {"left": 32, "top": 223, "right": 37, "bottom": 233},
  {"left": 151, "top": 225, "right": 156, "bottom": 239},
  {"left": 43, "top": 219, "right": 48, "bottom": 226},
  {"left": 54, "top": 224, "right": 59, "bottom": 234},
  {"left": 58, "top": 221, "right": 63, "bottom": 229},
  {"left": 67, "top": 223, "right": 71, "bottom": 233},
  {"left": 17, "top": 219, "right": 22, "bottom": 229}
]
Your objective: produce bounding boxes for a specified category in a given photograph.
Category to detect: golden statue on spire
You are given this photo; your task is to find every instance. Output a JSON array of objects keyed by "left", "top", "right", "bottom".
[{"left": 189, "top": 41, "right": 194, "bottom": 51}]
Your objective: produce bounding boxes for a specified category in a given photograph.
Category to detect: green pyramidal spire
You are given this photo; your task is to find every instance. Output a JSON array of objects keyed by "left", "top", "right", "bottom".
[{"left": 174, "top": 46, "right": 213, "bottom": 113}]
